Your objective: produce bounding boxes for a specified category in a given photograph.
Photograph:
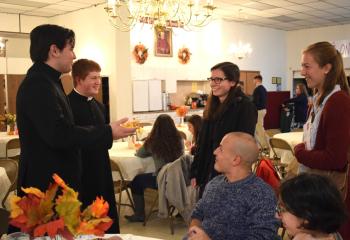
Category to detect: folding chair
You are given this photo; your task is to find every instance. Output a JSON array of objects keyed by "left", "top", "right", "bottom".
[
  {"left": 5, "top": 138, "right": 20, "bottom": 162},
  {"left": 109, "top": 160, "right": 134, "bottom": 215},
  {"left": 269, "top": 138, "right": 294, "bottom": 180},
  {"left": 0, "top": 159, "right": 18, "bottom": 208},
  {"left": 143, "top": 189, "right": 177, "bottom": 235}
]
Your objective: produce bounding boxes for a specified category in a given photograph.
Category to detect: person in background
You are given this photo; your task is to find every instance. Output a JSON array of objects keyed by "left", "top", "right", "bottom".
[
  {"left": 283, "top": 83, "right": 308, "bottom": 128},
  {"left": 125, "top": 114, "right": 184, "bottom": 222},
  {"left": 252, "top": 74, "right": 268, "bottom": 150},
  {"left": 187, "top": 132, "right": 278, "bottom": 240},
  {"left": 294, "top": 41, "right": 350, "bottom": 239},
  {"left": 16, "top": 24, "right": 135, "bottom": 198},
  {"left": 185, "top": 114, "right": 202, "bottom": 155},
  {"left": 190, "top": 62, "right": 257, "bottom": 197},
  {"left": 277, "top": 173, "right": 347, "bottom": 240},
  {"left": 67, "top": 59, "right": 118, "bottom": 233}
]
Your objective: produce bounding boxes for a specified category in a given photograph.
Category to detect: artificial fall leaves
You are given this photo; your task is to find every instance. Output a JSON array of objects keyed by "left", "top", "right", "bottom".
[{"left": 9, "top": 174, "right": 112, "bottom": 238}]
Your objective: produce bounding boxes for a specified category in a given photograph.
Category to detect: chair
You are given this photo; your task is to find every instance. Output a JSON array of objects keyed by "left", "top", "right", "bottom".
[
  {"left": 0, "top": 159, "right": 18, "bottom": 208},
  {"left": 269, "top": 138, "right": 293, "bottom": 180},
  {"left": 143, "top": 189, "right": 177, "bottom": 235},
  {"left": 109, "top": 160, "right": 134, "bottom": 215},
  {"left": 5, "top": 138, "right": 20, "bottom": 161},
  {"left": 143, "top": 155, "right": 195, "bottom": 234}
]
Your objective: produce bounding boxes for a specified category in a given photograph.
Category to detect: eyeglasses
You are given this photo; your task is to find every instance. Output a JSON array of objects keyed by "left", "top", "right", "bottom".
[
  {"left": 275, "top": 203, "right": 287, "bottom": 215},
  {"left": 207, "top": 77, "right": 228, "bottom": 84}
]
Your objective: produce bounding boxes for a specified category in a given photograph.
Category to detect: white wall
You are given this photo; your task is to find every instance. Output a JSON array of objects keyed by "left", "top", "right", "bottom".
[
  {"left": 286, "top": 24, "right": 350, "bottom": 91},
  {"left": 51, "top": 5, "right": 132, "bottom": 121},
  {"left": 130, "top": 20, "right": 287, "bottom": 93}
]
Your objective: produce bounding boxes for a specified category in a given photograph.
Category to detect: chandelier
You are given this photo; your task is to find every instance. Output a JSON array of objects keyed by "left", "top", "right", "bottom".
[
  {"left": 230, "top": 41, "right": 252, "bottom": 60},
  {"left": 105, "top": 0, "right": 216, "bottom": 32}
]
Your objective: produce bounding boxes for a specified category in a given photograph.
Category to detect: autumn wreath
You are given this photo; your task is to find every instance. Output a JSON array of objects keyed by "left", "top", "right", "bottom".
[
  {"left": 178, "top": 47, "right": 191, "bottom": 64},
  {"left": 133, "top": 43, "right": 148, "bottom": 64}
]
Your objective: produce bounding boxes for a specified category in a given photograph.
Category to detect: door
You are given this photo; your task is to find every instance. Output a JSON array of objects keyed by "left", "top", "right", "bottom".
[{"left": 7, "top": 74, "right": 25, "bottom": 114}]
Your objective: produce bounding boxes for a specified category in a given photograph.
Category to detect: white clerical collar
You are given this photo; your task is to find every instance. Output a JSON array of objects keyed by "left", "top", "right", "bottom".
[{"left": 74, "top": 88, "right": 93, "bottom": 101}]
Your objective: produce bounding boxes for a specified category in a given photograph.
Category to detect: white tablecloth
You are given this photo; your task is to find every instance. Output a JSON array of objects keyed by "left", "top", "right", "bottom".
[
  {"left": 271, "top": 131, "right": 303, "bottom": 164},
  {"left": 109, "top": 142, "right": 155, "bottom": 181},
  {"left": 0, "top": 132, "right": 20, "bottom": 158}
]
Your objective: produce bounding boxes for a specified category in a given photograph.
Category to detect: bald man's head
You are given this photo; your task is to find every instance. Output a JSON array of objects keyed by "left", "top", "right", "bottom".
[{"left": 223, "top": 132, "right": 259, "bottom": 167}]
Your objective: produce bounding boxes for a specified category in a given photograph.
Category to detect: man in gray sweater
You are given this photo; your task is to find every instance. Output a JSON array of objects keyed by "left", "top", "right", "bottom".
[{"left": 187, "top": 132, "right": 279, "bottom": 240}]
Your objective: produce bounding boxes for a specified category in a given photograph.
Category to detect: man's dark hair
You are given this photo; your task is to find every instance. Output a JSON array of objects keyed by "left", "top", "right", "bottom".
[
  {"left": 30, "top": 24, "right": 75, "bottom": 62},
  {"left": 280, "top": 173, "right": 347, "bottom": 234},
  {"left": 254, "top": 75, "right": 263, "bottom": 81}
]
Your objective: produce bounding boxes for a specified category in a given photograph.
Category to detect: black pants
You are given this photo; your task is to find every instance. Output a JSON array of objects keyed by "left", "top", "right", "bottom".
[{"left": 130, "top": 173, "right": 157, "bottom": 195}]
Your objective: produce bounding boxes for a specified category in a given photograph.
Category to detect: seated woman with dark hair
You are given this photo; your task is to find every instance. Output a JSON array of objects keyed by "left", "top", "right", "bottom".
[
  {"left": 185, "top": 114, "right": 202, "bottom": 155},
  {"left": 277, "top": 173, "right": 347, "bottom": 240},
  {"left": 125, "top": 114, "right": 184, "bottom": 222}
]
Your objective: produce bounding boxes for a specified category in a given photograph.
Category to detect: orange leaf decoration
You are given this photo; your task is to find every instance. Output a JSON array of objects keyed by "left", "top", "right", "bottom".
[
  {"left": 33, "top": 218, "right": 65, "bottom": 237},
  {"left": 176, "top": 105, "right": 188, "bottom": 117},
  {"left": 90, "top": 197, "right": 109, "bottom": 218},
  {"left": 9, "top": 174, "right": 113, "bottom": 238}
]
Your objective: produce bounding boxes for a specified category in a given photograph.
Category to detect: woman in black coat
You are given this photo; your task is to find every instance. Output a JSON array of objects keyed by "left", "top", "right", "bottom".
[
  {"left": 190, "top": 62, "right": 257, "bottom": 197},
  {"left": 283, "top": 83, "right": 308, "bottom": 128}
]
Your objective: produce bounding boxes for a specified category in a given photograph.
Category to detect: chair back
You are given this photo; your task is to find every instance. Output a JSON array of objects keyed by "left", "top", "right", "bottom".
[
  {"left": 269, "top": 138, "right": 294, "bottom": 159},
  {"left": 0, "top": 159, "right": 18, "bottom": 208},
  {"left": 109, "top": 159, "right": 134, "bottom": 214},
  {"left": 6, "top": 138, "right": 20, "bottom": 161}
]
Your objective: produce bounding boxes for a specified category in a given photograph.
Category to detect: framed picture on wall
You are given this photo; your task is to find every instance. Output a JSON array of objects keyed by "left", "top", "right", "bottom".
[
  {"left": 154, "top": 28, "right": 173, "bottom": 57},
  {"left": 272, "top": 77, "right": 277, "bottom": 84}
]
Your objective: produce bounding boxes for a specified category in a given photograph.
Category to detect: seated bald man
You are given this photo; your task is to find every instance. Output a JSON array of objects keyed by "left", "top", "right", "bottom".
[{"left": 187, "top": 132, "right": 279, "bottom": 240}]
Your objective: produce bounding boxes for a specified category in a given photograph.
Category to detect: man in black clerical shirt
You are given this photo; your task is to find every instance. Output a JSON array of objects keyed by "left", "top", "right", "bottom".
[
  {"left": 68, "top": 59, "right": 119, "bottom": 233},
  {"left": 16, "top": 25, "right": 134, "bottom": 233}
]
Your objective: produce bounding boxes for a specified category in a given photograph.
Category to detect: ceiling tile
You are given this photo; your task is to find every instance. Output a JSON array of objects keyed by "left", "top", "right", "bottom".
[
  {"left": 263, "top": 8, "right": 297, "bottom": 15},
  {"left": 47, "top": 4, "right": 78, "bottom": 11},
  {"left": 0, "top": 2, "right": 35, "bottom": 10},
  {"left": 58, "top": 1, "right": 90, "bottom": 7},
  {"left": 0, "top": 0, "right": 48, "bottom": 7},
  {"left": 284, "top": 4, "right": 314, "bottom": 12},
  {"left": 287, "top": 12, "right": 313, "bottom": 19},
  {"left": 288, "top": 0, "right": 319, "bottom": 3},
  {"left": 269, "top": 15, "right": 299, "bottom": 22},
  {"left": 257, "top": 0, "right": 296, "bottom": 7},
  {"left": 241, "top": 2, "right": 277, "bottom": 10},
  {"left": 304, "top": 1, "right": 338, "bottom": 10},
  {"left": 307, "top": 9, "right": 338, "bottom": 18},
  {"left": 326, "top": 8, "right": 350, "bottom": 16},
  {"left": 323, "top": 0, "right": 350, "bottom": 7}
]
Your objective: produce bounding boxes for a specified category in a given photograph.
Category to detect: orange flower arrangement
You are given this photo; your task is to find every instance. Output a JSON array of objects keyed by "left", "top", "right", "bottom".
[
  {"left": 176, "top": 105, "right": 188, "bottom": 117},
  {"left": 178, "top": 47, "right": 191, "bottom": 64},
  {"left": 9, "top": 174, "right": 112, "bottom": 239},
  {"left": 132, "top": 43, "right": 148, "bottom": 64}
]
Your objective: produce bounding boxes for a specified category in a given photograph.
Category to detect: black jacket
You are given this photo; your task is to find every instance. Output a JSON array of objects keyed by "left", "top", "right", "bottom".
[
  {"left": 68, "top": 90, "right": 118, "bottom": 233},
  {"left": 16, "top": 62, "right": 112, "bottom": 194},
  {"left": 190, "top": 89, "right": 257, "bottom": 188}
]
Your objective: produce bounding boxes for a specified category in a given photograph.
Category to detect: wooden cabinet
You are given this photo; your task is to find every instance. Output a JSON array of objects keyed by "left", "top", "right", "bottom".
[
  {"left": 7, "top": 74, "right": 25, "bottom": 114},
  {"left": 240, "top": 70, "right": 260, "bottom": 96}
]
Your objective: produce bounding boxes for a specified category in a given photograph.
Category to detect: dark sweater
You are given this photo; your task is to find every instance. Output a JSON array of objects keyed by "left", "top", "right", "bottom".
[
  {"left": 191, "top": 174, "right": 279, "bottom": 240},
  {"left": 253, "top": 85, "right": 267, "bottom": 110}
]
